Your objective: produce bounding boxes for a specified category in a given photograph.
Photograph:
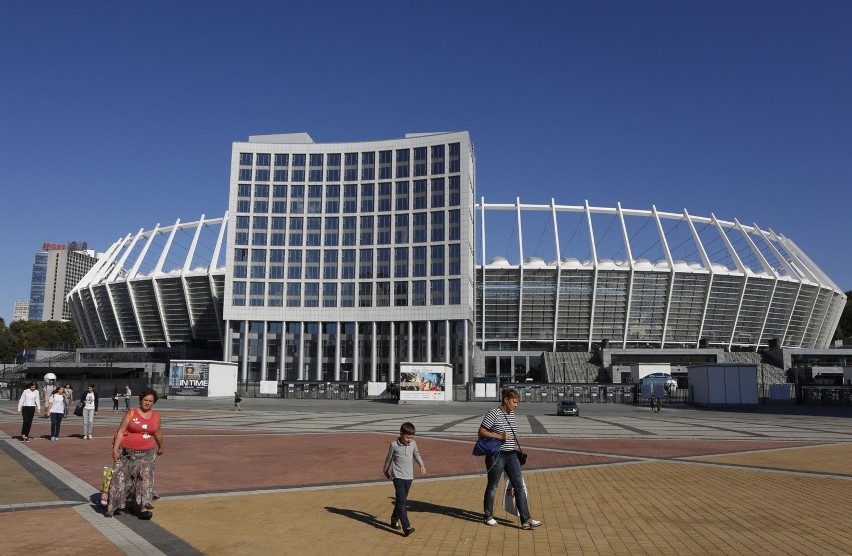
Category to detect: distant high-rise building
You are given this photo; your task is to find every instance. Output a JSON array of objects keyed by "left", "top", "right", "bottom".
[
  {"left": 28, "top": 242, "right": 98, "bottom": 322},
  {"left": 13, "top": 301, "right": 30, "bottom": 322}
]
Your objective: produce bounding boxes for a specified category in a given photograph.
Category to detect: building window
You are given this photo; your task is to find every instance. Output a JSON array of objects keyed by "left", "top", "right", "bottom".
[
  {"left": 431, "top": 145, "right": 444, "bottom": 175},
  {"left": 255, "top": 169, "right": 270, "bottom": 182},
  {"left": 239, "top": 153, "right": 253, "bottom": 166},
  {"left": 377, "top": 248, "right": 391, "bottom": 279},
  {"left": 377, "top": 214, "right": 391, "bottom": 245},
  {"left": 449, "top": 278, "right": 461, "bottom": 304},
  {"left": 256, "top": 153, "right": 271, "bottom": 167},
  {"left": 287, "top": 250, "right": 302, "bottom": 279},
  {"left": 249, "top": 282, "right": 265, "bottom": 306},
  {"left": 238, "top": 184, "right": 251, "bottom": 197},
  {"left": 359, "top": 248, "right": 373, "bottom": 279},
  {"left": 394, "top": 281, "right": 408, "bottom": 306},
  {"left": 269, "top": 282, "right": 284, "bottom": 306},
  {"left": 395, "top": 181, "right": 409, "bottom": 210},
  {"left": 343, "top": 184, "right": 357, "bottom": 213},
  {"left": 431, "top": 211, "right": 444, "bottom": 242},
  {"left": 286, "top": 283, "right": 300, "bottom": 307},
  {"left": 290, "top": 185, "right": 304, "bottom": 213},
  {"left": 344, "top": 152, "right": 358, "bottom": 181},
  {"left": 342, "top": 216, "right": 356, "bottom": 246},
  {"left": 395, "top": 213, "right": 408, "bottom": 244},
  {"left": 360, "top": 215, "right": 373, "bottom": 245},
  {"left": 412, "top": 280, "right": 426, "bottom": 306},
  {"left": 341, "top": 282, "right": 355, "bottom": 307},
  {"left": 306, "top": 217, "right": 321, "bottom": 246},
  {"left": 324, "top": 216, "right": 339, "bottom": 246},
  {"left": 431, "top": 245, "right": 444, "bottom": 276},
  {"left": 376, "top": 281, "right": 391, "bottom": 307},
  {"left": 360, "top": 183, "right": 374, "bottom": 212},
  {"left": 413, "top": 180, "right": 427, "bottom": 209},
  {"left": 307, "top": 185, "right": 323, "bottom": 213},
  {"left": 304, "top": 283, "right": 319, "bottom": 307},
  {"left": 288, "top": 217, "right": 303, "bottom": 246},
  {"left": 323, "top": 282, "right": 337, "bottom": 307},
  {"left": 430, "top": 178, "right": 444, "bottom": 208},
  {"left": 239, "top": 169, "right": 252, "bottom": 181},
  {"left": 413, "top": 147, "right": 427, "bottom": 177},
  {"left": 430, "top": 279, "right": 444, "bottom": 305},
  {"left": 395, "top": 247, "right": 408, "bottom": 278},
  {"left": 378, "top": 181, "right": 392, "bottom": 212},
  {"left": 270, "top": 249, "right": 285, "bottom": 279},
  {"left": 449, "top": 243, "right": 461, "bottom": 275},
  {"left": 325, "top": 184, "right": 340, "bottom": 212},
  {"left": 273, "top": 184, "right": 287, "bottom": 198},
  {"left": 449, "top": 143, "right": 460, "bottom": 173},
  {"left": 361, "top": 152, "right": 375, "bottom": 181},
  {"left": 358, "top": 282, "right": 372, "bottom": 307},
  {"left": 305, "top": 249, "right": 320, "bottom": 280},
  {"left": 232, "top": 281, "right": 246, "bottom": 306},
  {"left": 323, "top": 250, "right": 338, "bottom": 279},
  {"left": 449, "top": 209, "right": 460, "bottom": 240},
  {"left": 250, "top": 249, "right": 266, "bottom": 278},
  {"left": 412, "top": 246, "right": 427, "bottom": 277},
  {"left": 274, "top": 154, "right": 289, "bottom": 167},
  {"left": 341, "top": 249, "right": 356, "bottom": 279},
  {"left": 396, "top": 149, "right": 410, "bottom": 178},
  {"left": 412, "top": 212, "right": 427, "bottom": 243}
]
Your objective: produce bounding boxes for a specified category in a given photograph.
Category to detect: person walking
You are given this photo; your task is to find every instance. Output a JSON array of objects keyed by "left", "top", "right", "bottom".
[
  {"left": 17, "top": 382, "right": 41, "bottom": 442},
  {"left": 48, "top": 386, "right": 68, "bottom": 441},
  {"left": 479, "top": 388, "right": 541, "bottom": 530},
  {"left": 106, "top": 388, "right": 164, "bottom": 519},
  {"left": 112, "top": 388, "right": 120, "bottom": 411},
  {"left": 82, "top": 384, "right": 98, "bottom": 440},
  {"left": 383, "top": 422, "right": 426, "bottom": 537},
  {"left": 42, "top": 378, "right": 55, "bottom": 419},
  {"left": 124, "top": 385, "right": 132, "bottom": 411},
  {"left": 64, "top": 384, "right": 74, "bottom": 417},
  {"left": 234, "top": 392, "right": 242, "bottom": 411}
]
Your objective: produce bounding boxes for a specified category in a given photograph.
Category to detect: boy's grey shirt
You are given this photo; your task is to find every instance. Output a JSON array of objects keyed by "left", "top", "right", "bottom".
[{"left": 384, "top": 438, "right": 424, "bottom": 480}]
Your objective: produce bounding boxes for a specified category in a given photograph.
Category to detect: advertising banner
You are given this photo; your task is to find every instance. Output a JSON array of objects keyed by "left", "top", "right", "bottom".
[
  {"left": 399, "top": 368, "right": 446, "bottom": 401},
  {"left": 169, "top": 361, "right": 209, "bottom": 397}
]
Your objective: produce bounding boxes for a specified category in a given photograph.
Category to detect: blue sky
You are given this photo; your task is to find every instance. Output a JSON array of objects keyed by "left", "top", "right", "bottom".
[{"left": 1, "top": 1, "right": 850, "bottom": 322}]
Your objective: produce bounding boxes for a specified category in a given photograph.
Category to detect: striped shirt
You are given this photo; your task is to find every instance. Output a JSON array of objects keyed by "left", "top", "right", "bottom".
[{"left": 480, "top": 407, "right": 519, "bottom": 452}]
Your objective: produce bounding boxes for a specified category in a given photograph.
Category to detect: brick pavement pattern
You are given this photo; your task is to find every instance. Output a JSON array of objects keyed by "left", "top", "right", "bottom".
[{"left": 1, "top": 400, "right": 850, "bottom": 555}]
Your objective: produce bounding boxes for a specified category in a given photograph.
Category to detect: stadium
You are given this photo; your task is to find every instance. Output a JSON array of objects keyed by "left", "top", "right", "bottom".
[{"left": 66, "top": 132, "right": 847, "bottom": 397}]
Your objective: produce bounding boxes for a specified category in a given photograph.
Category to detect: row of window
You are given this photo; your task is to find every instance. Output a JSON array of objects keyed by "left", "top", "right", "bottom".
[
  {"left": 238, "top": 144, "right": 461, "bottom": 182},
  {"left": 235, "top": 179, "right": 462, "bottom": 213},
  {"left": 233, "top": 211, "right": 462, "bottom": 247},
  {"left": 232, "top": 245, "right": 463, "bottom": 279},
  {"left": 232, "top": 279, "right": 462, "bottom": 308}
]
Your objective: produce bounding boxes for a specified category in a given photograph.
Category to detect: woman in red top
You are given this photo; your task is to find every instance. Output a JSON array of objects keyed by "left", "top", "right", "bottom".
[{"left": 105, "top": 388, "right": 164, "bottom": 519}]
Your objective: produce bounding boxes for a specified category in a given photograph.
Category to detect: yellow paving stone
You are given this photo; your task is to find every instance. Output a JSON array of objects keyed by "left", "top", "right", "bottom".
[
  {"left": 0, "top": 449, "right": 60, "bottom": 505},
  {"left": 691, "top": 443, "right": 852, "bottom": 475},
  {"left": 0, "top": 507, "right": 122, "bottom": 555},
  {"left": 152, "top": 461, "right": 852, "bottom": 555}
]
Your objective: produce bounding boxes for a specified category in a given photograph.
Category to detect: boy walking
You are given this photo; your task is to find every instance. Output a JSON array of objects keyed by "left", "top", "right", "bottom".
[{"left": 383, "top": 422, "right": 426, "bottom": 537}]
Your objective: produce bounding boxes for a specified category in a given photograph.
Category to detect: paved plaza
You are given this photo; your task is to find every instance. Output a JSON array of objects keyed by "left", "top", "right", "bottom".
[{"left": 1, "top": 398, "right": 851, "bottom": 555}]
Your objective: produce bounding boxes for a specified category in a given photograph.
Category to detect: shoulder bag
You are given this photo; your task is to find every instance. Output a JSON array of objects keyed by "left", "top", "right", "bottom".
[{"left": 472, "top": 436, "right": 501, "bottom": 456}]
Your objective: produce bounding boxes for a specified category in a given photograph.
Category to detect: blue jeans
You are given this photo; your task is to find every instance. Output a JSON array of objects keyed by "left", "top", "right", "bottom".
[
  {"left": 50, "top": 412, "right": 63, "bottom": 438},
  {"left": 484, "top": 450, "right": 530, "bottom": 523},
  {"left": 125, "top": 397, "right": 131, "bottom": 410},
  {"left": 391, "top": 478, "right": 414, "bottom": 528}
]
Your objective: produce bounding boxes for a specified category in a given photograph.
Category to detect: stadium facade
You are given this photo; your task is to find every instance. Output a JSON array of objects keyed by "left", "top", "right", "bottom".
[{"left": 67, "top": 132, "right": 846, "bottom": 387}]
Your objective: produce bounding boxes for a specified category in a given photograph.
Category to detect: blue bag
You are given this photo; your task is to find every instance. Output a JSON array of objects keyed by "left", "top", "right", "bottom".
[{"left": 472, "top": 437, "right": 501, "bottom": 456}]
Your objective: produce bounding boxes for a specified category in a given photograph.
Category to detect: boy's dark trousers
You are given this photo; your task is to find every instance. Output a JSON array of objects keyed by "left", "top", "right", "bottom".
[{"left": 391, "top": 478, "right": 414, "bottom": 528}]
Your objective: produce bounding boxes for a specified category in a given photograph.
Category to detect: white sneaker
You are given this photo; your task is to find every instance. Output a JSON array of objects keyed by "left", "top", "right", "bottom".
[
  {"left": 484, "top": 518, "right": 497, "bottom": 526},
  {"left": 522, "top": 519, "right": 542, "bottom": 529}
]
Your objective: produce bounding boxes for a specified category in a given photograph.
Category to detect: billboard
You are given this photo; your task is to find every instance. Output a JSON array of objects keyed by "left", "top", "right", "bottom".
[
  {"left": 399, "top": 366, "right": 447, "bottom": 402},
  {"left": 169, "top": 361, "right": 209, "bottom": 397}
]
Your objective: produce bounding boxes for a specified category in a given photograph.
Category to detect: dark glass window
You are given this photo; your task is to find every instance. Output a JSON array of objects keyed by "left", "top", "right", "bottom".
[
  {"left": 360, "top": 215, "right": 373, "bottom": 245},
  {"left": 238, "top": 184, "right": 251, "bottom": 197},
  {"left": 361, "top": 183, "right": 374, "bottom": 212},
  {"left": 395, "top": 181, "right": 409, "bottom": 210},
  {"left": 256, "top": 153, "right": 271, "bottom": 167},
  {"left": 413, "top": 147, "right": 427, "bottom": 176},
  {"left": 359, "top": 249, "right": 373, "bottom": 279},
  {"left": 395, "top": 213, "right": 408, "bottom": 243},
  {"left": 431, "top": 245, "right": 444, "bottom": 276},
  {"left": 431, "top": 211, "right": 444, "bottom": 242},
  {"left": 430, "top": 145, "right": 444, "bottom": 175},
  {"left": 413, "top": 180, "right": 427, "bottom": 209},
  {"left": 255, "top": 169, "right": 270, "bottom": 181},
  {"left": 239, "top": 169, "right": 252, "bottom": 181},
  {"left": 361, "top": 152, "right": 375, "bottom": 180},
  {"left": 274, "top": 154, "right": 289, "bottom": 167},
  {"left": 431, "top": 178, "right": 444, "bottom": 208},
  {"left": 239, "top": 153, "right": 253, "bottom": 166}
]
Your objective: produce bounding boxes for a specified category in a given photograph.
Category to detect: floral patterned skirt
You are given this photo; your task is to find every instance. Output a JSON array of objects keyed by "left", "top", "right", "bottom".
[{"left": 106, "top": 447, "right": 157, "bottom": 516}]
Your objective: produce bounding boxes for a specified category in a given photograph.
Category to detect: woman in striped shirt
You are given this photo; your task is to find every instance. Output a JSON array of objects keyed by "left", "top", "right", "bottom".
[{"left": 478, "top": 388, "right": 541, "bottom": 530}]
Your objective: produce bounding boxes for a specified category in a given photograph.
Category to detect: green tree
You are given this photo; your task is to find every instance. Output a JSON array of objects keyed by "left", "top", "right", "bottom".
[{"left": 833, "top": 291, "right": 852, "bottom": 342}]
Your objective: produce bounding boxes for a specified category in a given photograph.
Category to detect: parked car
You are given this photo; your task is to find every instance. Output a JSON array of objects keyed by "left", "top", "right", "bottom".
[{"left": 556, "top": 400, "right": 579, "bottom": 416}]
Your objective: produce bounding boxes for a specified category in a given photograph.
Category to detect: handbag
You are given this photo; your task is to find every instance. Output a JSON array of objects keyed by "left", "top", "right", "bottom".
[
  {"left": 472, "top": 436, "right": 501, "bottom": 456},
  {"left": 74, "top": 401, "right": 85, "bottom": 417}
]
